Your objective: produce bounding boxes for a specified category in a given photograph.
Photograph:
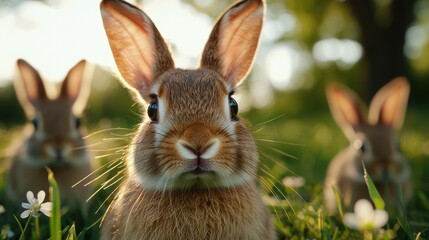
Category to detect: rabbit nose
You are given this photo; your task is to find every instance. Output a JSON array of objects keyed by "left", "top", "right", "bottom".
[
  {"left": 176, "top": 124, "right": 221, "bottom": 163},
  {"left": 46, "top": 144, "right": 72, "bottom": 161},
  {"left": 176, "top": 139, "right": 221, "bottom": 160},
  {"left": 46, "top": 146, "right": 62, "bottom": 161},
  {"left": 181, "top": 123, "right": 212, "bottom": 148}
]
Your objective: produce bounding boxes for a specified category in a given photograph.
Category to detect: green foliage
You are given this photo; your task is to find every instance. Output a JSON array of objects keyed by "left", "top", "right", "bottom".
[
  {"left": 332, "top": 186, "right": 344, "bottom": 218},
  {"left": 362, "top": 163, "right": 385, "bottom": 210},
  {"left": 48, "top": 169, "right": 61, "bottom": 240},
  {"left": 66, "top": 224, "right": 77, "bottom": 240},
  {"left": 0, "top": 107, "right": 428, "bottom": 239}
]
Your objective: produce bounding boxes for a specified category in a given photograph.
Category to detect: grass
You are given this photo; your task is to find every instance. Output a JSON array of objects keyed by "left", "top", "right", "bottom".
[{"left": 0, "top": 107, "right": 428, "bottom": 239}]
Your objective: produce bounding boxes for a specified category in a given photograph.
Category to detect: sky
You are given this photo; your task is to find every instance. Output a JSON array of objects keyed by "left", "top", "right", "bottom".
[{"left": 0, "top": 0, "right": 215, "bottom": 82}]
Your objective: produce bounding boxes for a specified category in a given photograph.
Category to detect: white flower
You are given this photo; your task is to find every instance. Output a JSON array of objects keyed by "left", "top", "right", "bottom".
[
  {"left": 6, "top": 230, "right": 14, "bottom": 238},
  {"left": 282, "top": 176, "right": 305, "bottom": 188},
  {"left": 0, "top": 205, "right": 5, "bottom": 214},
  {"left": 343, "top": 199, "right": 388, "bottom": 231},
  {"left": 20, "top": 191, "right": 52, "bottom": 218}
]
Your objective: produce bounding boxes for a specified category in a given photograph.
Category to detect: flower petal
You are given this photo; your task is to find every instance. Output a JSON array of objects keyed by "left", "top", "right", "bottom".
[
  {"left": 40, "top": 208, "right": 52, "bottom": 217},
  {"left": 37, "top": 190, "right": 46, "bottom": 203},
  {"left": 41, "top": 202, "right": 53, "bottom": 212},
  {"left": 26, "top": 191, "right": 35, "bottom": 204},
  {"left": 343, "top": 213, "right": 360, "bottom": 230},
  {"left": 354, "top": 199, "right": 374, "bottom": 222},
  {"left": 20, "top": 210, "right": 31, "bottom": 219},
  {"left": 6, "top": 230, "right": 14, "bottom": 238},
  {"left": 21, "top": 203, "right": 32, "bottom": 209},
  {"left": 373, "top": 210, "right": 388, "bottom": 229}
]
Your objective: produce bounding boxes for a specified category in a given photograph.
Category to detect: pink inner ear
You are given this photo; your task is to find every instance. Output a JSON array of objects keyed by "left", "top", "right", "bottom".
[
  {"left": 199, "top": 0, "right": 264, "bottom": 88},
  {"left": 368, "top": 77, "right": 410, "bottom": 128},
  {"left": 380, "top": 94, "right": 400, "bottom": 126},
  {"left": 17, "top": 60, "right": 47, "bottom": 102},
  {"left": 335, "top": 91, "right": 362, "bottom": 126},
  {"left": 100, "top": 0, "right": 174, "bottom": 99},
  {"left": 218, "top": 2, "right": 263, "bottom": 84},
  {"left": 61, "top": 60, "right": 86, "bottom": 102},
  {"left": 378, "top": 84, "right": 409, "bottom": 128},
  {"left": 326, "top": 84, "right": 367, "bottom": 133},
  {"left": 21, "top": 70, "right": 40, "bottom": 101}
]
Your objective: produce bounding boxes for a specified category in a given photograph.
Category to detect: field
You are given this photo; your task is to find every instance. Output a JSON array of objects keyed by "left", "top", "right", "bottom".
[{"left": 0, "top": 101, "right": 428, "bottom": 239}]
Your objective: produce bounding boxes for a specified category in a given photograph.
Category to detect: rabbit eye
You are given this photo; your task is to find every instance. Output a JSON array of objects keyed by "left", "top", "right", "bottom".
[
  {"left": 359, "top": 143, "right": 366, "bottom": 153},
  {"left": 229, "top": 95, "right": 238, "bottom": 121},
  {"left": 75, "top": 118, "right": 81, "bottom": 128},
  {"left": 147, "top": 95, "right": 158, "bottom": 123},
  {"left": 31, "top": 119, "right": 38, "bottom": 129},
  {"left": 353, "top": 139, "right": 366, "bottom": 153}
]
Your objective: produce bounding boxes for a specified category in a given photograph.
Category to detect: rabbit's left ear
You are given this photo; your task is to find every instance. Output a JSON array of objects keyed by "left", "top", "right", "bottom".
[
  {"left": 200, "top": 0, "right": 265, "bottom": 90},
  {"left": 60, "top": 60, "right": 91, "bottom": 115},
  {"left": 15, "top": 59, "right": 48, "bottom": 118},
  {"left": 368, "top": 77, "right": 410, "bottom": 129},
  {"left": 100, "top": 0, "right": 174, "bottom": 101},
  {"left": 325, "top": 83, "right": 367, "bottom": 140}
]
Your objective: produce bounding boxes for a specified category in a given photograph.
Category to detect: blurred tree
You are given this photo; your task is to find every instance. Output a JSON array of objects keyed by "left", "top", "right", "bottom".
[
  {"left": 346, "top": 0, "right": 417, "bottom": 101},
  {"left": 184, "top": 0, "right": 427, "bottom": 105}
]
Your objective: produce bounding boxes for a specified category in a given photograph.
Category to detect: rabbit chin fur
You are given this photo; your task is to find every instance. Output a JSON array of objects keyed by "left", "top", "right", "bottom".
[{"left": 101, "top": 179, "right": 274, "bottom": 240}]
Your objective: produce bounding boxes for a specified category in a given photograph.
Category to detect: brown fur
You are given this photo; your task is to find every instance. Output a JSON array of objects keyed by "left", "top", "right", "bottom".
[
  {"left": 6, "top": 59, "right": 92, "bottom": 210},
  {"left": 100, "top": 0, "right": 275, "bottom": 238},
  {"left": 102, "top": 179, "right": 274, "bottom": 240},
  {"left": 324, "top": 78, "right": 411, "bottom": 214},
  {"left": 7, "top": 136, "right": 92, "bottom": 208}
]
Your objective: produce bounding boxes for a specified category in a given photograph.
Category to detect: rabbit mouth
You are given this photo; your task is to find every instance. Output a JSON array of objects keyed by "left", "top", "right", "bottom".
[
  {"left": 47, "top": 157, "right": 68, "bottom": 167},
  {"left": 187, "top": 167, "right": 214, "bottom": 176}
]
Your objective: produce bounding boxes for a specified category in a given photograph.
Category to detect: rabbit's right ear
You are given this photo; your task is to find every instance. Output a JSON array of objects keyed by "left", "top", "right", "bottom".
[
  {"left": 100, "top": 0, "right": 174, "bottom": 101},
  {"left": 368, "top": 77, "right": 410, "bottom": 130},
  {"left": 15, "top": 59, "right": 48, "bottom": 117},
  {"left": 60, "top": 60, "right": 91, "bottom": 115},
  {"left": 200, "top": 0, "right": 265, "bottom": 90},
  {"left": 326, "top": 83, "right": 366, "bottom": 140}
]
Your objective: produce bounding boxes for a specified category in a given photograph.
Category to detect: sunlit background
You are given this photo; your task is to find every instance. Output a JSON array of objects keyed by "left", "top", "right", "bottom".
[
  {"left": 0, "top": 2, "right": 388, "bottom": 102},
  {"left": 1, "top": 0, "right": 429, "bottom": 111}
]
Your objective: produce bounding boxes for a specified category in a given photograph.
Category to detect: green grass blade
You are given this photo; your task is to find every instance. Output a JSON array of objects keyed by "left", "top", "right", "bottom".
[
  {"left": 362, "top": 162, "right": 385, "bottom": 210},
  {"left": 66, "top": 224, "right": 77, "bottom": 240},
  {"left": 17, "top": 216, "right": 31, "bottom": 240},
  {"left": 47, "top": 168, "right": 61, "bottom": 240},
  {"left": 12, "top": 215, "right": 24, "bottom": 233},
  {"left": 14, "top": 214, "right": 30, "bottom": 240},
  {"left": 332, "top": 186, "right": 344, "bottom": 218}
]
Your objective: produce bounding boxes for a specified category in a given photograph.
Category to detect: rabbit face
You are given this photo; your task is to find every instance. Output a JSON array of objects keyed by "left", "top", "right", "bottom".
[
  {"left": 130, "top": 69, "right": 258, "bottom": 191},
  {"left": 354, "top": 125, "right": 407, "bottom": 184},
  {"left": 25, "top": 99, "right": 86, "bottom": 167},
  {"left": 14, "top": 59, "right": 90, "bottom": 168}
]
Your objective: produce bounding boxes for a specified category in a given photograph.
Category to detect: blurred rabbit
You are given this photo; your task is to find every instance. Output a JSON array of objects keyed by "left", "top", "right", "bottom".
[
  {"left": 6, "top": 59, "right": 93, "bottom": 210},
  {"left": 324, "top": 77, "right": 411, "bottom": 214},
  {"left": 99, "top": 0, "right": 275, "bottom": 239}
]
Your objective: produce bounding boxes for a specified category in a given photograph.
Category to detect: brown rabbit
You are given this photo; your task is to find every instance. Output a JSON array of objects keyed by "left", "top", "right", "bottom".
[
  {"left": 324, "top": 77, "right": 411, "bottom": 214},
  {"left": 6, "top": 59, "right": 93, "bottom": 210},
  {"left": 100, "top": 0, "right": 275, "bottom": 239}
]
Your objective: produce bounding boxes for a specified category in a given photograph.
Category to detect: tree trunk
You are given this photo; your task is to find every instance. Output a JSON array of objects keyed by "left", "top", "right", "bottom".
[{"left": 346, "top": 0, "right": 416, "bottom": 102}]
